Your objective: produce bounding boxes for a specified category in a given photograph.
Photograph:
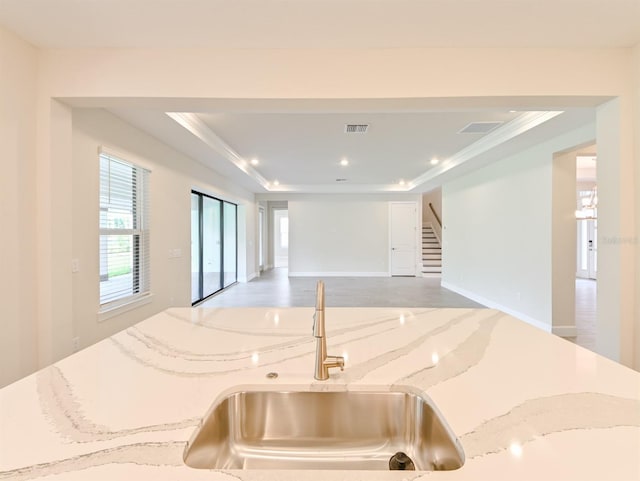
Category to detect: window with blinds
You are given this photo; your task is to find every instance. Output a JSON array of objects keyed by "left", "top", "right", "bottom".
[{"left": 99, "top": 151, "right": 150, "bottom": 308}]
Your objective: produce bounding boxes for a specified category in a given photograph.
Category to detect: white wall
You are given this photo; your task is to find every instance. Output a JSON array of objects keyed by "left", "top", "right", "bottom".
[
  {"left": 282, "top": 194, "right": 420, "bottom": 276},
  {"left": 289, "top": 200, "right": 387, "bottom": 275},
  {"left": 442, "top": 124, "right": 595, "bottom": 331},
  {"left": 596, "top": 98, "right": 635, "bottom": 366},
  {"left": 551, "top": 150, "right": 578, "bottom": 336},
  {"left": 0, "top": 27, "right": 39, "bottom": 387},
  {"left": 635, "top": 43, "right": 640, "bottom": 369},
  {"left": 71, "top": 108, "right": 256, "bottom": 350}
]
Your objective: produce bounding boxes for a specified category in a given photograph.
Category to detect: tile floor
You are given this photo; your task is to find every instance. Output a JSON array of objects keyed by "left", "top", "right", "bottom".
[
  {"left": 566, "top": 278, "right": 597, "bottom": 351},
  {"left": 199, "top": 268, "right": 483, "bottom": 308},
  {"left": 200, "top": 269, "right": 598, "bottom": 353}
]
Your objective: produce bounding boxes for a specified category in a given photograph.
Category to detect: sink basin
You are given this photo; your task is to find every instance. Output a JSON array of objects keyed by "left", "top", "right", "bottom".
[{"left": 183, "top": 388, "right": 465, "bottom": 471}]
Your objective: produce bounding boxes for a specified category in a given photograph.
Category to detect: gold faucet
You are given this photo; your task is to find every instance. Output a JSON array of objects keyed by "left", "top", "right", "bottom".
[{"left": 313, "top": 281, "right": 345, "bottom": 380}]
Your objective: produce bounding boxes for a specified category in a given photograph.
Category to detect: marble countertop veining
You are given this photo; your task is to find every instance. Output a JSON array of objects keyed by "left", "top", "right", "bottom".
[{"left": 1, "top": 307, "right": 639, "bottom": 480}]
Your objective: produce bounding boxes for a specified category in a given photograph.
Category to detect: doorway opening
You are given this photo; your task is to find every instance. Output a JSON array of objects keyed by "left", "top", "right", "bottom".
[
  {"left": 574, "top": 150, "right": 597, "bottom": 351},
  {"left": 258, "top": 206, "right": 265, "bottom": 272},
  {"left": 273, "top": 208, "right": 289, "bottom": 269}
]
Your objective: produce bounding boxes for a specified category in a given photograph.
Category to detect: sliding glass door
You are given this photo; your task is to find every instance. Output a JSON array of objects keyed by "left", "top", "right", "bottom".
[{"left": 191, "top": 191, "right": 237, "bottom": 304}]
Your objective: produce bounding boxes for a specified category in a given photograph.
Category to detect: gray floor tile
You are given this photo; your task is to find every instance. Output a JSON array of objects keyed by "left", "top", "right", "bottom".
[{"left": 199, "top": 268, "right": 485, "bottom": 309}]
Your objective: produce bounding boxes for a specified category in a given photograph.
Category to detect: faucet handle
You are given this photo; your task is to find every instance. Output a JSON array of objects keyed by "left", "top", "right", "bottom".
[{"left": 324, "top": 355, "right": 345, "bottom": 372}]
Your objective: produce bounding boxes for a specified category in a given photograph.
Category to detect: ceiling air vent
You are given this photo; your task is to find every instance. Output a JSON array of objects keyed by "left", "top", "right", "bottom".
[
  {"left": 345, "top": 124, "right": 369, "bottom": 133},
  {"left": 458, "top": 121, "right": 503, "bottom": 134}
]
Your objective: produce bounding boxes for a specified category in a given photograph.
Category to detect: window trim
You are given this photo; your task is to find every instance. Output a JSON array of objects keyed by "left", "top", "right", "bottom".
[{"left": 97, "top": 293, "right": 154, "bottom": 322}]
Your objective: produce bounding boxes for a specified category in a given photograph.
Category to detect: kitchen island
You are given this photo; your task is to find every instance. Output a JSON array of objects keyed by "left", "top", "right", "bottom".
[{"left": 1, "top": 307, "right": 639, "bottom": 480}]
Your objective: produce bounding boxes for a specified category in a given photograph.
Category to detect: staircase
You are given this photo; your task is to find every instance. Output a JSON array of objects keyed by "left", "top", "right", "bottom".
[{"left": 421, "top": 225, "right": 442, "bottom": 276}]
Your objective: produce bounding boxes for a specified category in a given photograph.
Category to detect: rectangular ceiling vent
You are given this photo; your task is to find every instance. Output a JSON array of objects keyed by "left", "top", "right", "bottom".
[
  {"left": 458, "top": 121, "right": 503, "bottom": 134},
  {"left": 345, "top": 124, "right": 369, "bottom": 133}
]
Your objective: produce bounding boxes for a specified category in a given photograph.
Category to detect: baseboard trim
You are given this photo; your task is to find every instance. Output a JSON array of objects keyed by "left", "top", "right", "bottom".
[
  {"left": 246, "top": 272, "right": 259, "bottom": 282},
  {"left": 552, "top": 326, "right": 578, "bottom": 337},
  {"left": 441, "top": 281, "right": 552, "bottom": 333},
  {"left": 289, "top": 271, "right": 390, "bottom": 277}
]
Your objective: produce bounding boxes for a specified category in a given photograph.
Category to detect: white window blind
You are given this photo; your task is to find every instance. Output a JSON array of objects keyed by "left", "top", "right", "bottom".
[{"left": 99, "top": 151, "right": 150, "bottom": 308}]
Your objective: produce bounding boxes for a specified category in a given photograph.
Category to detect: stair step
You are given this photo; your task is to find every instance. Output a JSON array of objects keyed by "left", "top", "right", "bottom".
[
  {"left": 422, "top": 225, "right": 441, "bottom": 274},
  {"left": 422, "top": 266, "right": 442, "bottom": 273},
  {"left": 421, "top": 272, "right": 441, "bottom": 278},
  {"left": 422, "top": 260, "right": 442, "bottom": 266}
]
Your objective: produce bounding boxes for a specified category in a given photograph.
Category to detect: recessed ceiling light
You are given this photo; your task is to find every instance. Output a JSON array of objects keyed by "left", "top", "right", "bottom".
[
  {"left": 273, "top": 180, "right": 280, "bottom": 186},
  {"left": 430, "top": 158, "right": 439, "bottom": 165},
  {"left": 340, "top": 158, "right": 349, "bottom": 166},
  {"left": 250, "top": 158, "right": 259, "bottom": 166},
  {"left": 399, "top": 179, "right": 405, "bottom": 186}
]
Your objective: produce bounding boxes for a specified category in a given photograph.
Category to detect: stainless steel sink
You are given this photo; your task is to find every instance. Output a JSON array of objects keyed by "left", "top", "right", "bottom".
[{"left": 183, "top": 388, "right": 465, "bottom": 471}]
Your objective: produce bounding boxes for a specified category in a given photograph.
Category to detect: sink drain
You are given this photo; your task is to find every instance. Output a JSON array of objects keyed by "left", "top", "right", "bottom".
[{"left": 389, "top": 451, "right": 415, "bottom": 470}]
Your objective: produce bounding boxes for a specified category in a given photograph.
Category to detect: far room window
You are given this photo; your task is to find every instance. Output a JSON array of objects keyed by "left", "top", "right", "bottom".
[{"left": 99, "top": 151, "right": 150, "bottom": 308}]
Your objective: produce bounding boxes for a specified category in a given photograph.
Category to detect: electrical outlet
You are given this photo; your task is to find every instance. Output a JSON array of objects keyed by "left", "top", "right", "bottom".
[
  {"left": 71, "top": 259, "right": 80, "bottom": 273},
  {"left": 72, "top": 337, "right": 80, "bottom": 353}
]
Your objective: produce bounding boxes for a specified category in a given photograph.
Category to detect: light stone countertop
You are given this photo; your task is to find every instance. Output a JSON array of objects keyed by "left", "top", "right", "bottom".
[{"left": 1, "top": 307, "right": 639, "bottom": 480}]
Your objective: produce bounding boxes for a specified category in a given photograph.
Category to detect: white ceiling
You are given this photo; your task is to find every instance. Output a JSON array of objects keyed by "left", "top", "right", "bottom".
[
  {"left": 1, "top": 1, "right": 618, "bottom": 194},
  {"left": 101, "top": 99, "right": 596, "bottom": 194},
  {"left": 196, "top": 110, "right": 521, "bottom": 186},
  {"left": 1, "top": 0, "right": 639, "bottom": 49}
]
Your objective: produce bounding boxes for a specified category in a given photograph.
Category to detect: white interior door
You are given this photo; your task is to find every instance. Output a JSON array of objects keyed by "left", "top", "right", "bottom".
[{"left": 390, "top": 202, "right": 417, "bottom": 276}]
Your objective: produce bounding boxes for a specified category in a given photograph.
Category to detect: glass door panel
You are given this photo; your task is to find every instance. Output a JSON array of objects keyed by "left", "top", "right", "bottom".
[{"left": 202, "top": 197, "right": 222, "bottom": 297}]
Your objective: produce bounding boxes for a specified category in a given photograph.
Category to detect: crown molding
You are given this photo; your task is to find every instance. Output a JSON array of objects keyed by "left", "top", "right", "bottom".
[
  {"left": 409, "top": 110, "right": 564, "bottom": 189},
  {"left": 166, "top": 112, "right": 270, "bottom": 190}
]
